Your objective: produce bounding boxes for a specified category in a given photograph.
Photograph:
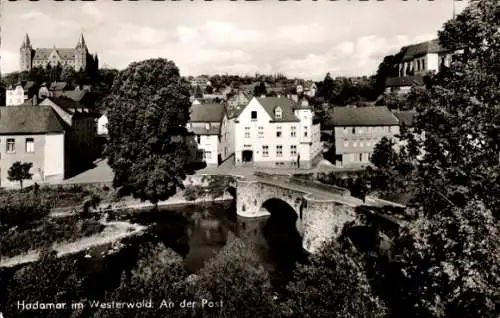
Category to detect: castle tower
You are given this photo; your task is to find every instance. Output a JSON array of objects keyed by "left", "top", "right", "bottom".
[
  {"left": 20, "top": 33, "right": 33, "bottom": 71},
  {"left": 75, "top": 33, "right": 88, "bottom": 71}
]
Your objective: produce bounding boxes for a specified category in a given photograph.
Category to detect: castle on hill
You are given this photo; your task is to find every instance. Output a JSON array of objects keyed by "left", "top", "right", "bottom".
[{"left": 20, "top": 33, "right": 98, "bottom": 72}]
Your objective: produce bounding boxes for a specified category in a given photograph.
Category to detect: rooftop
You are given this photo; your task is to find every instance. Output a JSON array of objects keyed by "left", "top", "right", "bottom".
[
  {"left": 255, "top": 97, "right": 301, "bottom": 122},
  {"left": 393, "top": 110, "right": 417, "bottom": 127},
  {"left": 385, "top": 75, "right": 425, "bottom": 88},
  {"left": 0, "top": 106, "right": 66, "bottom": 134},
  {"left": 401, "top": 39, "right": 448, "bottom": 61},
  {"left": 326, "top": 106, "right": 400, "bottom": 127},
  {"left": 189, "top": 103, "right": 225, "bottom": 123}
]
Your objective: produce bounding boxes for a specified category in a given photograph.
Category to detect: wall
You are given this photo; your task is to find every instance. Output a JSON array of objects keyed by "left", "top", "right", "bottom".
[
  {"left": 302, "top": 200, "right": 358, "bottom": 253},
  {"left": 43, "top": 133, "right": 65, "bottom": 182},
  {"left": 0, "top": 134, "right": 46, "bottom": 187},
  {"left": 195, "top": 134, "right": 219, "bottom": 166},
  {"left": 220, "top": 115, "right": 235, "bottom": 161}
]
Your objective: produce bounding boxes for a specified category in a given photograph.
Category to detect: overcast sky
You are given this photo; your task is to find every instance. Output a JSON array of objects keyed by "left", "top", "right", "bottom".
[{"left": 1, "top": 0, "right": 468, "bottom": 80}]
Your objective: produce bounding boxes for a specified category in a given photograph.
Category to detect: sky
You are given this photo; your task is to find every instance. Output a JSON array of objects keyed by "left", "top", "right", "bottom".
[{"left": 1, "top": 0, "right": 468, "bottom": 80}]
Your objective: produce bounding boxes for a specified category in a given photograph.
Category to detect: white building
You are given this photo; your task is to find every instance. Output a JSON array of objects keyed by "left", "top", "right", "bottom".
[
  {"left": 231, "top": 97, "right": 322, "bottom": 168},
  {"left": 6, "top": 81, "right": 34, "bottom": 106},
  {"left": 187, "top": 103, "right": 226, "bottom": 167}
]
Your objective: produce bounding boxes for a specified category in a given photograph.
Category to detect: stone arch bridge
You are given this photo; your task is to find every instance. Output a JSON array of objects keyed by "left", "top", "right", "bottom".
[{"left": 234, "top": 172, "right": 404, "bottom": 253}]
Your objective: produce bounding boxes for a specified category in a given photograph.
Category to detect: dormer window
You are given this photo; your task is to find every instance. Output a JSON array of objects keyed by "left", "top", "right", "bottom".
[{"left": 274, "top": 106, "right": 282, "bottom": 119}]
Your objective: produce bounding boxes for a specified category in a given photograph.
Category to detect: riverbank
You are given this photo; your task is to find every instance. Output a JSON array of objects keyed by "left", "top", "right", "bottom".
[
  {"left": 0, "top": 220, "right": 147, "bottom": 268},
  {"left": 50, "top": 193, "right": 234, "bottom": 217}
]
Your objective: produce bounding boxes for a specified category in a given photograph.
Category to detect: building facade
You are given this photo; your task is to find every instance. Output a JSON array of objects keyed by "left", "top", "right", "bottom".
[
  {"left": 325, "top": 106, "right": 400, "bottom": 168},
  {"left": 0, "top": 106, "right": 66, "bottom": 187},
  {"left": 20, "top": 33, "right": 98, "bottom": 72},
  {"left": 233, "top": 97, "right": 322, "bottom": 168},
  {"left": 39, "top": 97, "right": 99, "bottom": 176},
  {"left": 187, "top": 103, "right": 226, "bottom": 167}
]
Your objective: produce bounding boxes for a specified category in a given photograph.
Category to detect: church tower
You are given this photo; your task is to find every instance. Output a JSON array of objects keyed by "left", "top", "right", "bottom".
[
  {"left": 20, "top": 33, "right": 33, "bottom": 71},
  {"left": 75, "top": 33, "right": 88, "bottom": 71}
]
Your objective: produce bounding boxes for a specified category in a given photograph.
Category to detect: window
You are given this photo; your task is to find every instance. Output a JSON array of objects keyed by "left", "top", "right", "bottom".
[
  {"left": 262, "top": 145, "right": 269, "bottom": 157},
  {"left": 291, "top": 126, "right": 297, "bottom": 137},
  {"left": 25, "top": 138, "right": 34, "bottom": 153},
  {"left": 251, "top": 111, "right": 257, "bottom": 120},
  {"left": 359, "top": 153, "right": 363, "bottom": 161},
  {"left": 304, "top": 126, "right": 308, "bottom": 137},
  {"left": 274, "top": 107, "right": 282, "bottom": 119},
  {"left": 352, "top": 127, "right": 356, "bottom": 134},
  {"left": 343, "top": 127, "right": 348, "bottom": 134},
  {"left": 276, "top": 126, "right": 282, "bottom": 138},
  {"left": 353, "top": 140, "right": 358, "bottom": 148},
  {"left": 276, "top": 145, "right": 283, "bottom": 157},
  {"left": 196, "top": 135, "right": 201, "bottom": 143},
  {"left": 204, "top": 151, "right": 212, "bottom": 160},
  {"left": 290, "top": 145, "right": 297, "bottom": 156},
  {"left": 245, "top": 126, "right": 250, "bottom": 138},
  {"left": 422, "top": 59, "right": 425, "bottom": 70},
  {"left": 6, "top": 138, "right": 15, "bottom": 153},
  {"left": 344, "top": 139, "right": 349, "bottom": 147}
]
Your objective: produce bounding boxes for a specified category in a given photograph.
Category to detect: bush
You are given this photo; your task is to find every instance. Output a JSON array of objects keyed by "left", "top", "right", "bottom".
[{"left": 0, "top": 192, "right": 50, "bottom": 229}]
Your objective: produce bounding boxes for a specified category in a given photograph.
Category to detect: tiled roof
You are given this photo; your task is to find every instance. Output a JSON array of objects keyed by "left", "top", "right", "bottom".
[
  {"left": 255, "top": 97, "right": 300, "bottom": 122},
  {"left": 33, "top": 48, "right": 76, "bottom": 60},
  {"left": 0, "top": 106, "right": 66, "bottom": 134},
  {"left": 385, "top": 75, "right": 425, "bottom": 87},
  {"left": 402, "top": 39, "right": 448, "bottom": 61},
  {"left": 393, "top": 110, "right": 417, "bottom": 127},
  {"left": 190, "top": 103, "right": 225, "bottom": 123},
  {"left": 327, "top": 106, "right": 400, "bottom": 127}
]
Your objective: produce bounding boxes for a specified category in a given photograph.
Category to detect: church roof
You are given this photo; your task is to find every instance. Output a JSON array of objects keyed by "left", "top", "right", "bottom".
[{"left": 33, "top": 48, "right": 76, "bottom": 60}]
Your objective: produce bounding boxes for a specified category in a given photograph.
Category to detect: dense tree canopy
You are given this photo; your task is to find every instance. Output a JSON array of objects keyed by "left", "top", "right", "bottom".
[{"left": 104, "top": 59, "right": 193, "bottom": 204}]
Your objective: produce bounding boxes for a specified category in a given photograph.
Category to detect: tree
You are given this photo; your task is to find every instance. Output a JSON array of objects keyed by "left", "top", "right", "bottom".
[
  {"left": 389, "top": 200, "right": 500, "bottom": 317},
  {"left": 284, "top": 240, "right": 387, "bottom": 318},
  {"left": 194, "top": 239, "right": 278, "bottom": 318},
  {"left": 194, "top": 85, "right": 203, "bottom": 98},
  {"left": 5, "top": 249, "right": 84, "bottom": 318},
  {"left": 60, "top": 66, "right": 77, "bottom": 84},
  {"left": 8, "top": 162, "right": 33, "bottom": 189},
  {"left": 253, "top": 81, "right": 267, "bottom": 97},
  {"left": 103, "top": 59, "right": 193, "bottom": 204},
  {"left": 205, "top": 85, "right": 214, "bottom": 94},
  {"left": 93, "top": 243, "right": 190, "bottom": 318}
]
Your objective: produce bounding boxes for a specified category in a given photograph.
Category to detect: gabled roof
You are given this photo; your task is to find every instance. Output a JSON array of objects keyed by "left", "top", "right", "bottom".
[
  {"left": 385, "top": 75, "right": 425, "bottom": 88},
  {"left": 393, "top": 110, "right": 417, "bottom": 127},
  {"left": 33, "top": 48, "right": 76, "bottom": 60},
  {"left": 401, "top": 39, "right": 448, "bottom": 61},
  {"left": 254, "top": 97, "right": 300, "bottom": 122},
  {"left": 327, "top": 106, "right": 400, "bottom": 127},
  {"left": 0, "top": 106, "right": 66, "bottom": 134},
  {"left": 189, "top": 103, "right": 225, "bottom": 123}
]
